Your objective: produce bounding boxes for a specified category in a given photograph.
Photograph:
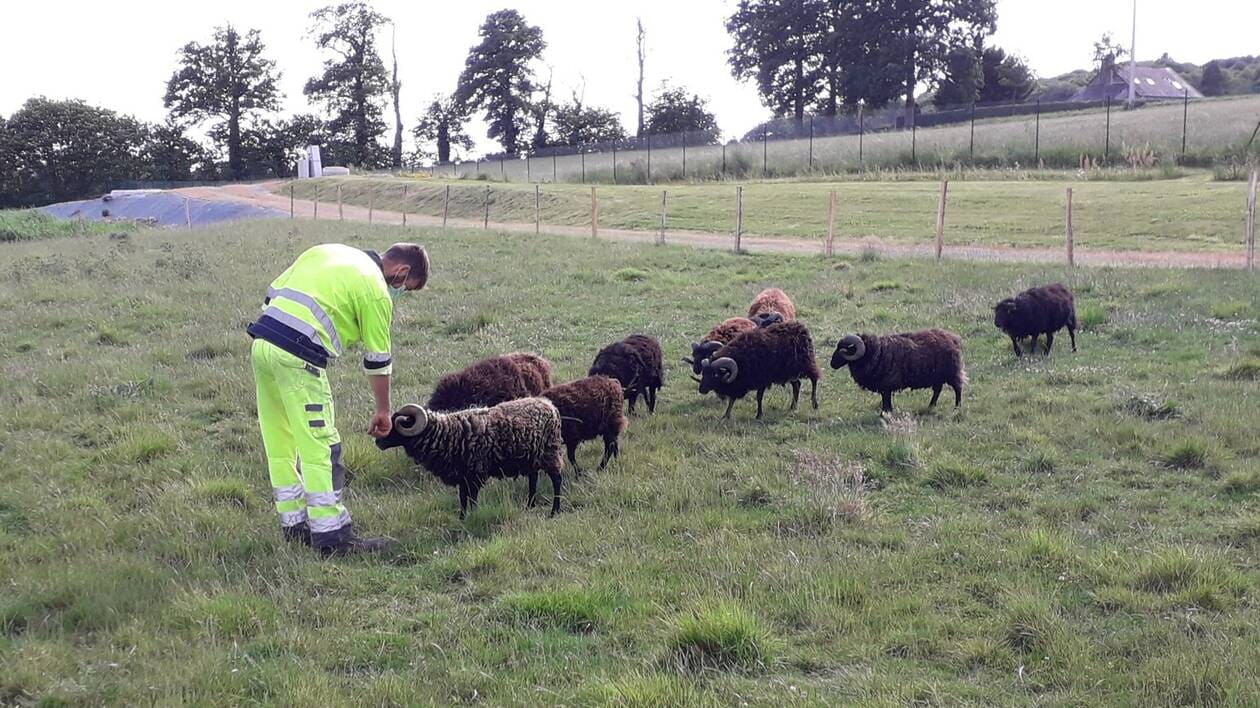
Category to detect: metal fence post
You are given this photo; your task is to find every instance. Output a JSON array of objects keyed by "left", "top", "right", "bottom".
[
  {"left": 552, "top": 154, "right": 557, "bottom": 182},
  {"left": 526, "top": 156, "right": 531, "bottom": 182},
  {"left": 858, "top": 105, "right": 865, "bottom": 170},
  {"left": 647, "top": 135, "right": 652, "bottom": 183},
  {"left": 722, "top": 143, "right": 727, "bottom": 176},
  {"left": 501, "top": 159, "right": 505, "bottom": 180},
  {"left": 1104, "top": 95, "right": 1111, "bottom": 161},
  {"left": 911, "top": 115, "right": 917, "bottom": 166},
  {"left": 682, "top": 132, "right": 687, "bottom": 179},
  {"left": 1181, "top": 89, "right": 1189, "bottom": 162},
  {"left": 809, "top": 116, "right": 814, "bottom": 170},
  {"left": 762, "top": 128, "right": 768, "bottom": 177},
  {"left": 581, "top": 152, "right": 586, "bottom": 184},
  {"left": 534, "top": 184, "right": 540, "bottom": 234},
  {"left": 613, "top": 148, "right": 618, "bottom": 184},
  {"left": 969, "top": 103, "right": 976, "bottom": 160},
  {"left": 1035, "top": 100, "right": 1041, "bottom": 165}
]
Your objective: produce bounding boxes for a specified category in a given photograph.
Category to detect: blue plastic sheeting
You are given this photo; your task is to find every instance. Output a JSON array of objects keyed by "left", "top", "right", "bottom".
[{"left": 40, "top": 191, "right": 284, "bottom": 227}]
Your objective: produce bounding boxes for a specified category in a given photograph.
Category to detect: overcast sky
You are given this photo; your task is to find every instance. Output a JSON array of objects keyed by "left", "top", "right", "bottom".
[{"left": 2, "top": 0, "right": 1256, "bottom": 155}]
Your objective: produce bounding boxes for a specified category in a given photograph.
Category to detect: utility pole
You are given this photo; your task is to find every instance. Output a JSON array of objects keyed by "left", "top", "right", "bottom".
[{"left": 1128, "top": 0, "right": 1138, "bottom": 109}]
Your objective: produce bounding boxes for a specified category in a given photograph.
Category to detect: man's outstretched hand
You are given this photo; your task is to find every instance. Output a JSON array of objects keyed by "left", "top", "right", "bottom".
[{"left": 369, "top": 410, "right": 393, "bottom": 438}]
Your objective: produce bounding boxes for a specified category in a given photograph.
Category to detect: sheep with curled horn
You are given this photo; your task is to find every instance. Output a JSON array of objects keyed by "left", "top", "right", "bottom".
[
  {"left": 830, "top": 329, "right": 967, "bottom": 413},
  {"left": 375, "top": 397, "right": 565, "bottom": 518},
  {"left": 683, "top": 317, "right": 758, "bottom": 376},
  {"left": 695, "top": 321, "right": 821, "bottom": 420}
]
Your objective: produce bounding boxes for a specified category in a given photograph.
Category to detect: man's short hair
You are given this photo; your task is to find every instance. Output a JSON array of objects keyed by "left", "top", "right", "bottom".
[{"left": 384, "top": 243, "right": 429, "bottom": 289}]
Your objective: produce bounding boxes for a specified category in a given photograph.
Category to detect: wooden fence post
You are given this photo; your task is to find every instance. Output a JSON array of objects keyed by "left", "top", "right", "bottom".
[
  {"left": 1246, "top": 170, "right": 1257, "bottom": 271},
  {"left": 826, "top": 190, "right": 837, "bottom": 257},
  {"left": 368, "top": 192, "right": 374, "bottom": 224},
  {"left": 401, "top": 185, "right": 407, "bottom": 226},
  {"left": 1066, "top": 186, "right": 1075, "bottom": 267},
  {"left": 441, "top": 185, "right": 449, "bottom": 228},
  {"left": 313, "top": 185, "right": 319, "bottom": 220},
  {"left": 735, "top": 185, "right": 744, "bottom": 252},
  {"left": 337, "top": 185, "right": 343, "bottom": 221},
  {"left": 483, "top": 185, "right": 490, "bottom": 229},
  {"left": 659, "top": 190, "right": 667, "bottom": 245},
  {"left": 534, "top": 184, "right": 540, "bottom": 234},
  {"left": 935, "top": 179, "right": 949, "bottom": 261},
  {"left": 591, "top": 186, "right": 599, "bottom": 238},
  {"left": 289, "top": 184, "right": 295, "bottom": 219}
]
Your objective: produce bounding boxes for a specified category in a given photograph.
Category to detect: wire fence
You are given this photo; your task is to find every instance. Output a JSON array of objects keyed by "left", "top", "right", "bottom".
[{"left": 424, "top": 94, "right": 1260, "bottom": 184}]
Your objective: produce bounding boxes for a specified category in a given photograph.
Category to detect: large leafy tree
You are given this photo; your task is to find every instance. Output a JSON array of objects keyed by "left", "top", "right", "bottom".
[
  {"left": 820, "top": 0, "right": 907, "bottom": 110},
  {"left": 1199, "top": 61, "right": 1226, "bottom": 97},
  {"left": 644, "top": 87, "right": 721, "bottom": 144},
  {"left": 978, "top": 47, "right": 1034, "bottom": 103},
  {"left": 551, "top": 95, "right": 627, "bottom": 146},
  {"left": 412, "top": 95, "right": 474, "bottom": 164},
  {"left": 164, "top": 25, "right": 281, "bottom": 180},
  {"left": 141, "top": 121, "right": 210, "bottom": 181},
  {"left": 879, "top": 0, "right": 997, "bottom": 122},
  {"left": 726, "top": 0, "right": 824, "bottom": 127},
  {"left": 932, "top": 46, "right": 983, "bottom": 107},
  {"left": 304, "top": 2, "right": 392, "bottom": 169},
  {"left": 3, "top": 98, "right": 147, "bottom": 206},
  {"left": 454, "top": 9, "right": 546, "bottom": 154}
]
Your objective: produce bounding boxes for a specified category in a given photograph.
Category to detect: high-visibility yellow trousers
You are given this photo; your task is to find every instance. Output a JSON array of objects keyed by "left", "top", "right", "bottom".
[{"left": 251, "top": 338, "right": 352, "bottom": 546}]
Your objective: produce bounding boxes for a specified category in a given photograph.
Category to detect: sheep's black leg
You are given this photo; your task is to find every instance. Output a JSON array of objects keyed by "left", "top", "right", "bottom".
[
  {"left": 526, "top": 471, "right": 539, "bottom": 508},
  {"left": 929, "top": 384, "right": 943, "bottom": 407},
  {"left": 1028, "top": 334, "right": 1039, "bottom": 355},
  {"left": 721, "top": 397, "right": 736, "bottom": 420},
  {"left": 1010, "top": 335, "right": 1022, "bottom": 357},
  {"left": 566, "top": 443, "right": 584, "bottom": 478},
  {"left": 1068, "top": 325, "right": 1077, "bottom": 352},
  {"left": 468, "top": 480, "right": 482, "bottom": 507},
  {"left": 951, "top": 382, "right": 963, "bottom": 407},
  {"left": 810, "top": 376, "right": 819, "bottom": 409},
  {"left": 1045, "top": 331, "right": 1055, "bottom": 355},
  {"left": 597, "top": 434, "right": 616, "bottom": 470},
  {"left": 881, "top": 391, "right": 894, "bottom": 413},
  {"left": 546, "top": 465, "right": 563, "bottom": 517},
  {"left": 626, "top": 390, "right": 639, "bottom": 415},
  {"left": 755, "top": 388, "right": 766, "bottom": 419},
  {"left": 789, "top": 380, "right": 801, "bottom": 411},
  {"left": 458, "top": 481, "right": 469, "bottom": 519},
  {"left": 647, "top": 386, "right": 658, "bottom": 413}
]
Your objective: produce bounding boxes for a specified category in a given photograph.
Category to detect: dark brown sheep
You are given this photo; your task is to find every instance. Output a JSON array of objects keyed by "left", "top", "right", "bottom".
[
  {"left": 541, "top": 376, "right": 627, "bottom": 474},
  {"left": 375, "top": 397, "right": 565, "bottom": 518},
  {"left": 589, "top": 334, "right": 664, "bottom": 414},
  {"left": 695, "top": 321, "right": 821, "bottom": 420},
  {"left": 747, "top": 288, "right": 797, "bottom": 322},
  {"left": 427, "top": 352, "right": 553, "bottom": 412},
  {"left": 685, "top": 317, "right": 758, "bottom": 375},
  {"left": 830, "top": 329, "right": 967, "bottom": 412},
  {"left": 994, "top": 283, "right": 1078, "bottom": 356}
]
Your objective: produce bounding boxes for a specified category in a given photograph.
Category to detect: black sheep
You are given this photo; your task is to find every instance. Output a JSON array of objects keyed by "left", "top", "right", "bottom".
[
  {"left": 830, "top": 329, "right": 967, "bottom": 413},
  {"left": 541, "top": 376, "right": 627, "bottom": 475},
  {"left": 994, "top": 283, "right": 1078, "bottom": 356},
  {"left": 589, "top": 334, "right": 664, "bottom": 414},
  {"left": 685, "top": 317, "right": 758, "bottom": 375},
  {"left": 695, "top": 321, "right": 821, "bottom": 420},
  {"left": 427, "top": 352, "right": 553, "bottom": 412}
]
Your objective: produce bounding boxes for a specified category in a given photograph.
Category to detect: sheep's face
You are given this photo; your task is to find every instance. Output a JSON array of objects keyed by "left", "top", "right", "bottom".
[
  {"left": 994, "top": 299, "right": 1019, "bottom": 329},
  {"left": 697, "top": 357, "right": 738, "bottom": 394},
  {"left": 687, "top": 341, "right": 722, "bottom": 374},
  {"left": 751, "top": 312, "right": 784, "bottom": 328},
  {"left": 830, "top": 335, "right": 866, "bottom": 369},
  {"left": 375, "top": 406, "right": 429, "bottom": 451}
]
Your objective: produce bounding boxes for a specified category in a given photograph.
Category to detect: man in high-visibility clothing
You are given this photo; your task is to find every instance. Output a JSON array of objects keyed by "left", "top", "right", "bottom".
[{"left": 248, "top": 242, "right": 429, "bottom": 556}]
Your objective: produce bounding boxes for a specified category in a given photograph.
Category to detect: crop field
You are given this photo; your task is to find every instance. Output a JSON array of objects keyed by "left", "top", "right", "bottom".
[
  {"left": 287, "top": 174, "right": 1253, "bottom": 255},
  {"left": 443, "top": 94, "right": 1260, "bottom": 183},
  {"left": 2, "top": 217, "right": 1259, "bottom": 705}
]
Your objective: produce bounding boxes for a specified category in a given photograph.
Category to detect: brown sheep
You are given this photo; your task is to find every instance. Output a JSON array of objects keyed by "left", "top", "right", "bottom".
[
  {"left": 747, "top": 288, "right": 797, "bottom": 323},
  {"left": 427, "top": 352, "right": 553, "bottom": 412},
  {"left": 541, "top": 376, "right": 627, "bottom": 474},
  {"left": 685, "top": 317, "right": 758, "bottom": 375}
]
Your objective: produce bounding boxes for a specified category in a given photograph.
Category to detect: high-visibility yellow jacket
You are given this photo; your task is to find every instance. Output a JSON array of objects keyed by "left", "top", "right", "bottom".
[{"left": 261, "top": 244, "right": 393, "bottom": 376}]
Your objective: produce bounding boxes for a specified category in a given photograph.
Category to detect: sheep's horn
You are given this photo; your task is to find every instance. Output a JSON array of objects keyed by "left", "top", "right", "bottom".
[
  {"left": 710, "top": 356, "right": 738, "bottom": 383},
  {"left": 690, "top": 374, "right": 702, "bottom": 383},
  {"left": 394, "top": 403, "right": 428, "bottom": 437},
  {"left": 838, "top": 334, "right": 866, "bottom": 361}
]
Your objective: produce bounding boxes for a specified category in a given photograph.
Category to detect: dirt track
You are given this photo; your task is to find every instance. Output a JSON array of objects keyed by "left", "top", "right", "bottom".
[{"left": 175, "top": 181, "right": 1251, "bottom": 270}]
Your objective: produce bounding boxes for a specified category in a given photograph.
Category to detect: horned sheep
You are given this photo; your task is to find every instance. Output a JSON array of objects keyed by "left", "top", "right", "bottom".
[
  {"left": 695, "top": 321, "right": 821, "bottom": 420},
  {"left": 830, "top": 329, "right": 967, "bottom": 413}
]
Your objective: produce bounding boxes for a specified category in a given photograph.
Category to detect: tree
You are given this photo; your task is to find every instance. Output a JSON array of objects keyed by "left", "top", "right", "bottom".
[
  {"left": 304, "top": 2, "right": 392, "bottom": 169},
  {"left": 551, "top": 88, "right": 627, "bottom": 146},
  {"left": 4, "top": 97, "right": 147, "bottom": 206},
  {"left": 726, "top": 0, "right": 824, "bottom": 127},
  {"left": 933, "top": 46, "right": 982, "bottom": 107},
  {"left": 820, "top": 0, "right": 907, "bottom": 111},
  {"left": 455, "top": 9, "right": 546, "bottom": 154},
  {"left": 164, "top": 25, "right": 281, "bottom": 180},
  {"left": 635, "top": 19, "right": 647, "bottom": 136},
  {"left": 141, "top": 121, "right": 209, "bottom": 181},
  {"left": 530, "top": 68, "right": 555, "bottom": 151},
  {"left": 389, "top": 25, "right": 403, "bottom": 168},
  {"left": 879, "top": 0, "right": 997, "bottom": 123},
  {"left": 413, "top": 95, "right": 474, "bottom": 164},
  {"left": 1199, "top": 60, "right": 1226, "bottom": 97},
  {"left": 978, "top": 47, "right": 1034, "bottom": 103},
  {"left": 1092, "top": 32, "right": 1128, "bottom": 68},
  {"left": 644, "top": 86, "right": 721, "bottom": 143}
]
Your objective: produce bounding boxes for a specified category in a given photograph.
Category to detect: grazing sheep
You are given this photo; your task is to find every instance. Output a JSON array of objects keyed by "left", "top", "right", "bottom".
[
  {"left": 994, "top": 283, "right": 1078, "bottom": 356},
  {"left": 830, "top": 329, "right": 967, "bottom": 413},
  {"left": 589, "top": 334, "right": 664, "bottom": 414},
  {"left": 541, "top": 376, "right": 627, "bottom": 474},
  {"left": 747, "top": 288, "right": 797, "bottom": 322},
  {"left": 750, "top": 311, "right": 785, "bottom": 328},
  {"left": 427, "top": 352, "right": 553, "bottom": 412},
  {"left": 375, "top": 397, "right": 564, "bottom": 518},
  {"left": 695, "top": 321, "right": 821, "bottom": 420},
  {"left": 685, "top": 317, "right": 758, "bottom": 375}
]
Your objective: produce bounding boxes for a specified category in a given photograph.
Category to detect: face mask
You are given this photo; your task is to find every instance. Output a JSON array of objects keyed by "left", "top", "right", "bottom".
[{"left": 387, "top": 269, "right": 409, "bottom": 302}]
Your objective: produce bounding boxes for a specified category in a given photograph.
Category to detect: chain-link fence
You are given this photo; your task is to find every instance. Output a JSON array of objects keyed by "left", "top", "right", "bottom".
[{"left": 425, "top": 94, "right": 1260, "bottom": 184}]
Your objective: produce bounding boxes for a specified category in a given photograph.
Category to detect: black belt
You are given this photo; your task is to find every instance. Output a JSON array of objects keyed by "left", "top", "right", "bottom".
[{"left": 247, "top": 314, "right": 330, "bottom": 368}]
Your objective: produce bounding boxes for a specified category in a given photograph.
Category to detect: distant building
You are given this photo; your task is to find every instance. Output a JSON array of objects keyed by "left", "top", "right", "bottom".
[{"left": 1071, "top": 58, "right": 1203, "bottom": 102}]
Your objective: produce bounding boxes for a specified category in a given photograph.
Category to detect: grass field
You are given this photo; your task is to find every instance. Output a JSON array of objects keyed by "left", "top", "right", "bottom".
[
  {"left": 442, "top": 94, "right": 1260, "bottom": 182},
  {"left": 0, "top": 209, "right": 148, "bottom": 243},
  {"left": 287, "top": 174, "right": 1253, "bottom": 254},
  {"left": 2, "top": 218, "right": 1259, "bottom": 705}
]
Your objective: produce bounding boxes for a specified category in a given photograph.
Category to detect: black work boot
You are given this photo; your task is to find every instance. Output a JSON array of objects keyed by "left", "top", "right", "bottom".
[
  {"left": 282, "top": 522, "right": 312, "bottom": 546},
  {"left": 318, "top": 534, "right": 395, "bottom": 557}
]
